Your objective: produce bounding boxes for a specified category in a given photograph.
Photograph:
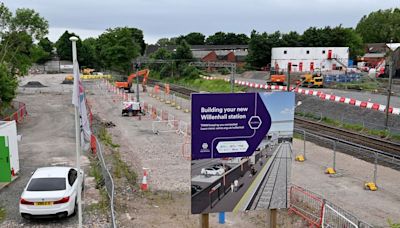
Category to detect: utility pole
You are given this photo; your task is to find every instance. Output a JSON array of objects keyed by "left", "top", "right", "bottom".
[
  {"left": 384, "top": 59, "right": 393, "bottom": 128},
  {"left": 135, "top": 62, "right": 140, "bottom": 102},
  {"left": 287, "top": 63, "right": 291, "bottom": 92},
  {"left": 230, "top": 65, "right": 236, "bottom": 93}
]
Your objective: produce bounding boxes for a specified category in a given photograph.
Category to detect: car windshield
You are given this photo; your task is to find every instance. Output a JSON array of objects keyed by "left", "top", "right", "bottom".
[{"left": 27, "top": 178, "right": 66, "bottom": 191}]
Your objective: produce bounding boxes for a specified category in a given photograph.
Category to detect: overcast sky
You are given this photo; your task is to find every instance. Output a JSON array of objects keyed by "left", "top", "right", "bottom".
[{"left": 3, "top": 0, "right": 399, "bottom": 44}]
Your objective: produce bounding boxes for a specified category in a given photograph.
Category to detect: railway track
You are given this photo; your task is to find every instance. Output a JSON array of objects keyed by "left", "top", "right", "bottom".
[
  {"left": 250, "top": 143, "right": 291, "bottom": 209},
  {"left": 145, "top": 78, "right": 400, "bottom": 159},
  {"left": 295, "top": 117, "right": 400, "bottom": 159},
  {"left": 147, "top": 78, "right": 197, "bottom": 98}
]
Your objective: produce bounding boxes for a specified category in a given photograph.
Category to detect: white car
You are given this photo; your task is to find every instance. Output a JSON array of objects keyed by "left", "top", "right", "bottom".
[
  {"left": 19, "top": 167, "right": 84, "bottom": 219},
  {"left": 201, "top": 167, "right": 225, "bottom": 176}
]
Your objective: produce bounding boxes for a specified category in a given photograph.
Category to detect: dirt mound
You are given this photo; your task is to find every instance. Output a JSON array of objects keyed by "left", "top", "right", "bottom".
[{"left": 22, "top": 81, "right": 47, "bottom": 87}]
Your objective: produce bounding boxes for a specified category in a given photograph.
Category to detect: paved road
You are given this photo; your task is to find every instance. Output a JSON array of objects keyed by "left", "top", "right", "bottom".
[
  {"left": 0, "top": 74, "right": 95, "bottom": 227},
  {"left": 0, "top": 92, "right": 79, "bottom": 227}
]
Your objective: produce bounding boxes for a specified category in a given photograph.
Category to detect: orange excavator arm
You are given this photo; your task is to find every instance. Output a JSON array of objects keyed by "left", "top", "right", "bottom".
[{"left": 115, "top": 69, "right": 150, "bottom": 92}]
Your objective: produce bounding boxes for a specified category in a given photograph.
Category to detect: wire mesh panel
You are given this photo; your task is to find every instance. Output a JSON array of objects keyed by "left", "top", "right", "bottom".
[
  {"left": 322, "top": 204, "right": 358, "bottom": 228},
  {"left": 289, "top": 185, "right": 324, "bottom": 227}
]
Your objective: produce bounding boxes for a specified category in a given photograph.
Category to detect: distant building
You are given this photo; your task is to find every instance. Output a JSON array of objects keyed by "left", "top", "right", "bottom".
[
  {"left": 271, "top": 47, "right": 349, "bottom": 72},
  {"left": 145, "top": 45, "right": 248, "bottom": 67},
  {"left": 358, "top": 43, "right": 400, "bottom": 75}
]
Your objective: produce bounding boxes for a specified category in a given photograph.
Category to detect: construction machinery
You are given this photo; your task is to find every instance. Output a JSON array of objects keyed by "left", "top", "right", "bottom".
[
  {"left": 121, "top": 101, "right": 144, "bottom": 116},
  {"left": 115, "top": 69, "right": 150, "bottom": 93},
  {"left": 267, "top": 74, "right": 286, "bottom": 85},
  {"left": 62, "top": 75, "right": 74, "bottom": 84},
  {"left": 298, "top": 73, "right": 323, "bottom": 88},
  {"left": 82, "top": 68, "right": 95, "bottom": 75}
]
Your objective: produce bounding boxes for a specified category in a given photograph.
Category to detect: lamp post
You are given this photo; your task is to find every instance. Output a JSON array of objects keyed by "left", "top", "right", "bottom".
[{"left": 70, "top": 36, "right": 83, "bottom": 228}]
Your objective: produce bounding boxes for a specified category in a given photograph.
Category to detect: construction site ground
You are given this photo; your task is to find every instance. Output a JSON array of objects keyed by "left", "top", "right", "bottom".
[
  {"left": 7, "top": 73, "right": 399, "bottom": 227},
  {"left": 88, "top": 80, "right": 400, "bottom": 227}
]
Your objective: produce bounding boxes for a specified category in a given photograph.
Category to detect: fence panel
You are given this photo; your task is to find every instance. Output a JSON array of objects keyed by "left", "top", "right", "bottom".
[{"left": 289, "top": 185, "right": 324, "bottom": 227}]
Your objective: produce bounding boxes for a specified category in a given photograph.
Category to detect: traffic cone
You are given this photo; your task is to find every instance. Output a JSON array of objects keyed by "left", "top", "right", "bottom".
[{"left": 140, "top": 169, "right": 148, "bottom": 191}]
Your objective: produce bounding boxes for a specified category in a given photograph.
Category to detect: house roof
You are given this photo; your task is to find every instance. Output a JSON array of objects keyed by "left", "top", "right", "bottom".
[{"left": 363, "top": 53, "right": 385, "bottom": 58}]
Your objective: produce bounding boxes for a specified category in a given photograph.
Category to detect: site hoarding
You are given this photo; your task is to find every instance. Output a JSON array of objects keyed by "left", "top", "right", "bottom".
[{"left": 191, "top": 92, "right": 295, "bottom": 214}]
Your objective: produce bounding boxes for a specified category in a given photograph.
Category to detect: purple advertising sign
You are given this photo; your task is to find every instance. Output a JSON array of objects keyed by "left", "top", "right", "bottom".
[{"left": 191, "top": 93, "right": 272, "bottom": 160}]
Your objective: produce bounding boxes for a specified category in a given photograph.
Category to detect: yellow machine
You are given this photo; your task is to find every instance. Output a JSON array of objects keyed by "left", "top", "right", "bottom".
[
  {"left": 300, "top": 73, "right": 324, "bottom": 88},
  {"left": 62, "top": 75, "right": 74, "bottom": 84},
  {"left": 83, "top": 68, "right": 95, "bottom": 75}
]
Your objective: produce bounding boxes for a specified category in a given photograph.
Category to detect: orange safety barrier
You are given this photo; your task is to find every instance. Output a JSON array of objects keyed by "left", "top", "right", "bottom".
[{"left": 1, "top": 101, "right": 28, "bottom": 123}]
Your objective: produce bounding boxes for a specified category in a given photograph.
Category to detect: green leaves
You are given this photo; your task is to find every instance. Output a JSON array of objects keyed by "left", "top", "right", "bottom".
[
  {"left": 96, "top": 27, "right": 143, "bottom": 74},
  {"left": 356, "top": 8, "right": 400, "bottom": 43},
  {"left": 0, "top": 63, "right": 17, "bottom": 111}
]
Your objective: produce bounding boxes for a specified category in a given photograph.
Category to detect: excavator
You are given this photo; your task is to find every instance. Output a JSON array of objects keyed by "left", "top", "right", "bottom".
[
  {"left": 115, "top": 69, "right": 150, "bottom": 93},
  {"left": 297, "top": 73, "right": 324, "bottom": 88}
]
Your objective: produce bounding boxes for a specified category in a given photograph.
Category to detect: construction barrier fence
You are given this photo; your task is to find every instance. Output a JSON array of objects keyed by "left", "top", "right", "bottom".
[
  {"left": 289, "top": 185, "right": 373, "bottom": 228},
  {"left": 1, "top": 101, "right": 28, "bottom": 123}
]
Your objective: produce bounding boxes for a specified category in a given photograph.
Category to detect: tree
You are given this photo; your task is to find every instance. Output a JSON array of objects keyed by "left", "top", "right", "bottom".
[
  {"left": 281, "top": 31, "right": 303, "bottom": 47},
  {"left": 206, "top": 32, "right": 249, "bottom": 45},
  {"left": 35, "top": 37, "right": 53, "bottom": 64},
  {"left": 177, "top": 32, "right": 206, "bottom": 45},
  {"left": 206, "top": 32, "right": 227, "bottom": 45},
  {"left": 356, "top": 8, "right": 400, "bottom": 43},
  {"left": 0, "top": 63, "right": 17, "bottom": 112},
  {"left": 156, "top": 38, "right": 176, "bottom": 47},
  {"left": 246, "top": 31, "right": 284, "bottom": 68},
  {"left": 55, "top": 30, "right": 82, "bottom": 61},
  {"left": 80, "top": 38, "right": 97, "bottom": 68},
  {"left": 0, "top": 3, "right": 48, "bottom": 110},
  {"left": 174, "top": 40, "right": 193, "bottom": 61},
  {"left": 173, "top": 40, "right": 193, "bottom": 76},
  {"left": 96, "top": 27, "right": 142, "bottom": 74}
]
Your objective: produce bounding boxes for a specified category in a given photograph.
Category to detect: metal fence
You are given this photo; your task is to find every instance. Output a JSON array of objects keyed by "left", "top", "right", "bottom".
[
  {"left": 94, "top": 129, "right": 117, "bottom": 227},
  {"left": 1, "top": 101, "right": 28, "bottom": 123},
  {"left": 289, "top": 185, "right": 373, "bottom": 228},
  {"left": 296, "top": 111, "right": 400, "bottom": 135}
]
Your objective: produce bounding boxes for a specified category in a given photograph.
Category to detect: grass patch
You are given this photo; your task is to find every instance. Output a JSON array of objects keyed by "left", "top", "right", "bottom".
[
  {"left": 342, "top": 123, "right": 364, "bottom": 132},
  {"left": 98, "top": 127, "right": 120, "bottom": 148},
  {"left": 112, "top": 152, "right": 138, "bottom": 187},
  {"left": 87, "top": 187, "right": 109, "bottom": 214},
  {"left": 87, "top": 152, "right": 109, "bottom": 213},
  {"left": 162, "top": 77, "right": 247, "bottom": 93},
  {"left": 293, "top": 132, "right": 303, "bottom": 139},
  {"left": 333, "top": 79, "right": 379, "bottom": 92},
  {"left": 0, "top": 207, "right": 5, "bottom": 221}
]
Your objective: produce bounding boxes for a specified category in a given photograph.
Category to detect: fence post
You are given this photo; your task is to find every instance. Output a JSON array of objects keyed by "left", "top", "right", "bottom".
[
  {"left": 373, "top": 152, "right": 378, "bottom": 186},
  {"left": 303, "top": 130, "right": 306, "bottom": 160},
  {"left": 333, "top": 141, "right": 337, "bottom": 171}
]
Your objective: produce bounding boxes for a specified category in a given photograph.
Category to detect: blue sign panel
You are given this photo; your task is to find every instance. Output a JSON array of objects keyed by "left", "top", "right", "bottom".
[{"left": 191, "top": 93, "right": 272, "bottom": 160}]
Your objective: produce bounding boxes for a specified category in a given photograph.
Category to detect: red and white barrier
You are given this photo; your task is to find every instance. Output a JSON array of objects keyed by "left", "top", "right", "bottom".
[{"left": 210, "top": 77, "right": 400, "bottom": 115}]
